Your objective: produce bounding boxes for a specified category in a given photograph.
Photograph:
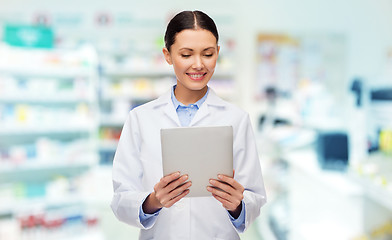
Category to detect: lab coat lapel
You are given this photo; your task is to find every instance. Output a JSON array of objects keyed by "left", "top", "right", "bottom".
[
  {"left": 163, "top": 103, "right": 181, "bottom": 126},
  {"left": 189, "top": 102, "right": 210, "bottom": 126},
  {"left": 189, "top": 88, "right": 225, "bottom": 126},
  {"left": 155, "top": 90, "right": 181, "bottom": 127}
]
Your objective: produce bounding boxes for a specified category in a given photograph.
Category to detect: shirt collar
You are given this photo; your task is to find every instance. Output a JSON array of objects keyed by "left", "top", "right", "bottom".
[
  {"left": 171, "top": 85, "right": 209, "bottom": 109},
  {"left": 152, "top": 86, "right": 226, "bottom": 109}
]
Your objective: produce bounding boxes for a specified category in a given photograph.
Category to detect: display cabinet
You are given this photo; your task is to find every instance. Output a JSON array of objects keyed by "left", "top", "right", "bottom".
[{"left": 0, "top": 43, "right": 102, "bottom": 240}]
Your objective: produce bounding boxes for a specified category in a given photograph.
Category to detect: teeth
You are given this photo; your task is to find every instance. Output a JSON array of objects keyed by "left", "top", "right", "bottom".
[{"left": 189, "top": 74, "right": 204, "bottom": 78}]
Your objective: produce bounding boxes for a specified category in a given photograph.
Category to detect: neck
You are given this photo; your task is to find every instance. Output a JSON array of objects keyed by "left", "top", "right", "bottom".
[{"left": 174, "top": 84, "right": 208, "bottom": 105}]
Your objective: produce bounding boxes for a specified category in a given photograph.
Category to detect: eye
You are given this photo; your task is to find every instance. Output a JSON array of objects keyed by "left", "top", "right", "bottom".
[
  {"left": 204, "top": 54, "right": 213, "bottom": 57},
  {"left": 181, "top": 54, "right": 191, "bottom": 58}
]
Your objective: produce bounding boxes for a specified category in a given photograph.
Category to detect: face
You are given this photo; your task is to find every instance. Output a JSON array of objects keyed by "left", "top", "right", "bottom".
[{"left": 163, "top": 29, "right": 220, "bottom": 95}]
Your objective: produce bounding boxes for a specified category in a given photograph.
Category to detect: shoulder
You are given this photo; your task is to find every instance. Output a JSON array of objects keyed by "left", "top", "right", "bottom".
[
  {"left": 207, "top": 88, "right": 248, "bottom": 118},
  {"left": 223, "top": 99, "right": 247, "bottom": 116},
  {"left": 129, "top": 90, "right": 171, "bottom": 114},
  {"left": 131, "top": 99, "right": 159, "bottom": 112}
]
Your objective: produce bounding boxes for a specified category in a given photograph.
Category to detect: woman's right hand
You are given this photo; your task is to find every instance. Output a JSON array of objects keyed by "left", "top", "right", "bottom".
[{"left": 142, "top": 172, "right": 192, "bottom": 214}]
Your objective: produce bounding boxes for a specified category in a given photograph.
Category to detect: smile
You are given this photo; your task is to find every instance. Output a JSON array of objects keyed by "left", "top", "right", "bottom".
[{"left": 186, "top": 73, "right": 207, "bottom": 80}]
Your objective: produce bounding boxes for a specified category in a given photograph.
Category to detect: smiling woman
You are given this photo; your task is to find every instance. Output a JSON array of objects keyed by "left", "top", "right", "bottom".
[
  {"left": 162, "top": 29, "right": 220, "bottom": 105},
  {"left": 110, "top": 10, "right": 267, "bottom": 240},
  {"left": 162, "top": 10, "right": 220, "bottom": 105}
]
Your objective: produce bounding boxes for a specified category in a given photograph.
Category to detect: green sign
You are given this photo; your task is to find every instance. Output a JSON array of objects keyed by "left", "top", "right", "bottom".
[{"left": 3, "top": 25, "right": 54, "bottom": 48}]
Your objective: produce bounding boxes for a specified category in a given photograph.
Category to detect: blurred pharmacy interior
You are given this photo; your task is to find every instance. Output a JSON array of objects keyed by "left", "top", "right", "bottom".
[{"left": 0, "top": 0, "right": 392, "bottom": 239}]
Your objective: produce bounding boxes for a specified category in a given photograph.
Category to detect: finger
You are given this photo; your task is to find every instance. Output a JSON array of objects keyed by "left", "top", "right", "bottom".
[
  {"left": 156, "top": 175, "right": 189, "bottom": 202},
  {"left": 207, "top": 183, "right": 243, "bottom": 207},
  {"left": 212, "top": 193, "right": 237, "bottom": 211},
  {"left": 209, "top": 179, "right": 235, "bottom": 195},
  {"left": 164, "top": 189, "right": 190, "bottom": 208},
  {"left": 168, "top": 181, "right": 192, "bottom": 199},
  {"left": 165, "top": 174, "right": 189, "bottom": 193},
  {"left": 154, "top": 172, "right": 182, "bottom": 201},
  {"left": 156, "top": 172, "right": 180, "bottom": 189},
  {"left": 217, "top": 174, "right": 244, "bottom": 192},
  {"left": 207, "top": 186, "right": 232, "bottom": 202}
]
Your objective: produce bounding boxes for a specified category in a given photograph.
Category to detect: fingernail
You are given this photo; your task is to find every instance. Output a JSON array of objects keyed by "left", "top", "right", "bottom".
[
  {"left": 182, "top": 175, "right": 188, "bottom": 180},
  {"left": 207, "top": 186, "right": 211, "bottom": 191},
  {"left": 175, "top": 172, "right": 180, "bottom": 177},
  {"left": 209, "top": 179, "right": 214, "bottom": 184},
  {"left": 218, "top": 174, "right": 223, "bottom": 179}
]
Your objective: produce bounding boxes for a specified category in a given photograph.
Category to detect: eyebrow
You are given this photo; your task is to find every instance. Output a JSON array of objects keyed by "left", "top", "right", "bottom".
[{"left": 179, "top": 47, "right": 216, "bottom": 51}]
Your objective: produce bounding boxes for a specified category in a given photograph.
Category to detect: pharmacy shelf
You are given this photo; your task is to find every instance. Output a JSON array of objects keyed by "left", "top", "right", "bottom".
[
  {"left": 284, "top": 149, "right": 363, "bottom": 196},
  {"left": 100, "top": 94, "right": 155, "bottom": 102},
  {"left": 99, "top": 140, "right": 119, "bottom": 151},
  {"left": 0, "top": 163, "right": 91, "bottom": 183},
  {"left": 57, "top": 232, "right": 105, "bottom": 240},
  {"left": 0, "top": 194, "right": 87, "bottom": 216},
  {"left": 348, "top": 172, "right": 392, "bottom": 211},
  {"left": 104, "top": 68, "right": 173, "bottom": 78},
  {"left": 0, "top": 95, "right": 93, "bottom": 103},
  {"left": 347, "top": 152, "right": 392, "bottom": 211},
  {"left": 99, "top": 117, "right": 126, "bottom": 127},
  {"left": 0, "top": 67, "right": 94, "bottom": 78},
  {"left": 0, "top": 125, "right": 96, "bottom": 136}
]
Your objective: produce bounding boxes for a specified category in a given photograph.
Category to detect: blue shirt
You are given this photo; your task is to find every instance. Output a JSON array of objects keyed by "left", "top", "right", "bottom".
[
  {"left": 139, "top": 85, "right": 245, "bottom": 228},
  {"left": 171, "top": 85, "right": 209, "bottom": 126}
]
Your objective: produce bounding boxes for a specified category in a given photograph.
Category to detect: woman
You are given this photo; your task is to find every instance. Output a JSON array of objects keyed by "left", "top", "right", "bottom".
[{"left": 111, "top": 10, "right": 266, "bottom": 240}]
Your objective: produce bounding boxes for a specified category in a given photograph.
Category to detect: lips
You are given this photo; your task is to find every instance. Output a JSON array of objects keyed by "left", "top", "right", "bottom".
[{"left": 186, "top": 72, "right": 207, "bottom": 81}]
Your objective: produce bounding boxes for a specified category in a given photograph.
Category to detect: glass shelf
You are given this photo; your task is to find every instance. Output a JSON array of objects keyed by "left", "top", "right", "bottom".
[
  {"left": 0, "top": 125, "right": 96, "bottom": 136},
  {"left": 0, "top": 162, "right": 91, "bottom": 183}
]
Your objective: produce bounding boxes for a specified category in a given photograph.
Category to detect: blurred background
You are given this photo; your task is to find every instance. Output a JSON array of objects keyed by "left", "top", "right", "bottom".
[{"left": 0, "top": 0, "right": 391, "bottom": 239}]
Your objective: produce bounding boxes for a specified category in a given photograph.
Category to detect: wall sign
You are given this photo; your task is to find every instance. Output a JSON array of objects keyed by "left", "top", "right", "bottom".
[{"left": 3, "top": 24, "right": 54, "bottom": 48}]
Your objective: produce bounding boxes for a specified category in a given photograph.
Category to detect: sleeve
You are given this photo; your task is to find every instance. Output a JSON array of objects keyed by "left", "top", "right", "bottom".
[
  {"left": 228, "top": 201, "right": 246, "bottom": 229},
  {"left": 233, "top": 113, "right": 267, "bottom": 233},
  {"left": 139, "top": 197, "right": 162, "bottom": 228},
  {"left": 110, "top": 110, "right": 159, "bottom": 229}
]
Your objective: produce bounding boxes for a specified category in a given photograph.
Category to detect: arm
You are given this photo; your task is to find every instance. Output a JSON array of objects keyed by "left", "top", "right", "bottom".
[
  {"left": 208, "top": 114, "right": 267, "bottom": 232},
  {"left": 234, "top": 113, "right": 267, "bottom": 232},
  {"left": 207, "top": 171, "right": 244, "bottom": 219},
  {"left": 143, "top": 172, "right": 191, "bottom": 213},
  {"left": 110, "top": 111, "right": 191, "bottom": 229},
  {"left": 111, "top": 111, "right": 151, "bottom": 229},
  {"left": 138, "top": 172, "right": 191, "bottom": 228}
]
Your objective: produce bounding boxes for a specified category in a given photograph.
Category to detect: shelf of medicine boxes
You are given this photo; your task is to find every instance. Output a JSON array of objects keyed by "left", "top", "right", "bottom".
[
  {"left": 348, "top": 152, "right": 392, "bottom": 211},
  {"left": 97, "top": 65, "right": 235, "bottom": 164},
  {"left": 347, "top": 95, "right": 392, "bottom": 212},
  {"left": 0, "top": 44, "right": 100, "bottom": 215}
]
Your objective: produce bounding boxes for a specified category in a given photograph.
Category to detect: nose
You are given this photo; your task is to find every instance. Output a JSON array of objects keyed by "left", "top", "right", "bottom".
[{"left": 192, "top": 56, "right": 203, "bottom": 70}]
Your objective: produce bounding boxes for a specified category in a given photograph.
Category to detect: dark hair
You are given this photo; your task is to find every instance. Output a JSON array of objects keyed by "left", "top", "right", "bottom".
[{"left": 164, "top": 10, "right": 219, "bottom": 51}]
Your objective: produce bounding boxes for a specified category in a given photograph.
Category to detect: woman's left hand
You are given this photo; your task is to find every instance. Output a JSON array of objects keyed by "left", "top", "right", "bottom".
[{"left": 207, "top": 173, "right": 244, "bottom": 219}]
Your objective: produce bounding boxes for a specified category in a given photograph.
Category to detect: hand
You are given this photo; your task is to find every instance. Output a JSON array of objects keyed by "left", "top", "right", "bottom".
[
  {"left": 207, "top": 172, "right": 244, "bottom": 219},
  {"left": 142, "top": 172, "right": 191, "bottom": 214}
]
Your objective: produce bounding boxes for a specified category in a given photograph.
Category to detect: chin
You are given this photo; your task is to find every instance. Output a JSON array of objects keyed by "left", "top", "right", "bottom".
[{"left": 188, "top": 82, "right": 209, "bottom": 91}]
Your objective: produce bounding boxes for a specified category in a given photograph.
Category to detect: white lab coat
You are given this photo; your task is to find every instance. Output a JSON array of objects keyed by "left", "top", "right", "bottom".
[{"left": 111, "top": 88, "right": 267, "bottom": 240}]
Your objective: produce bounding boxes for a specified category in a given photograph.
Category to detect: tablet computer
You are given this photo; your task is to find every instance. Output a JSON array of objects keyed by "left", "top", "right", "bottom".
[{"left": 161, "top": 125, "right": 233, "bottom": 197}]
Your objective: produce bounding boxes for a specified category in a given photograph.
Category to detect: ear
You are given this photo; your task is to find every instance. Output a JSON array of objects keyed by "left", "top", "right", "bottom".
[
  {"left": 217, "top": 45, "right": 220, "bottom": 56},
  {"left": 162, "top": 47, "right": 173, "bottom": 65}
]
